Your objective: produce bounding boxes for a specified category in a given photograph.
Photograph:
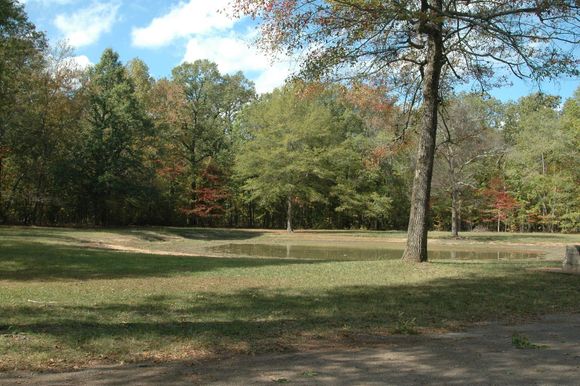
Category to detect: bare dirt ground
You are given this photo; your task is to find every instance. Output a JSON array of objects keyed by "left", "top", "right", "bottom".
[{"left": 2, "top": 313, "right": 579, "bottom": 385}]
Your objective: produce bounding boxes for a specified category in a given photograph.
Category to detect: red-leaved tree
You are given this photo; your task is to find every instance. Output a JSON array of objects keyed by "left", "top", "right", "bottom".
[{"left": 481, "top": 177, "right": 519, "bottom": 232}]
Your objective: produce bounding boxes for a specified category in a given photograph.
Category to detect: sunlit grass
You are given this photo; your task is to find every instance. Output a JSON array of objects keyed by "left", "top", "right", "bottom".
[{"left": 0, "top": 226, "right": 578, "bottom": 370}]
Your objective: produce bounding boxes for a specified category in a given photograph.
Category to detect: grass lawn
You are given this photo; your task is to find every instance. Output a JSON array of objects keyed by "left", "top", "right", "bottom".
[{"left": 0, "top": 226, "right": 578, "bottom": 370}]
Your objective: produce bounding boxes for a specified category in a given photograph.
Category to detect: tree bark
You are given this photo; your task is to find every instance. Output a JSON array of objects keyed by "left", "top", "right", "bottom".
[
  {"left": 248, "top": 201, "right": 254, "bottom": 227},
  {"left": 451, "top": 189, "right": 460, "bottom": 238},
  {"left": 190, "top": 177, "right": 197, "bottom": 226},
  {"left": 286, "top": 195, "right": 293, "bottom": 233},
  {"left": 402, "top": 8, "right": 443, "bottom": 263}
]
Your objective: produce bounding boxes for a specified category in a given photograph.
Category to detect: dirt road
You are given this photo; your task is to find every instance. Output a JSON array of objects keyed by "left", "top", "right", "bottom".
[{"left": 2, "top": 314, "right": 579, "bottom": 385}]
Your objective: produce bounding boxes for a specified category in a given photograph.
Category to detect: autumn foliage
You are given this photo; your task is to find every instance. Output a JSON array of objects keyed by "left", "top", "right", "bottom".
[
  {"left": 480, "top": 178, "right": 519, "bottom": 231},
  {"left": 181, "top": 161, "right": 229, "bottom": 218}
]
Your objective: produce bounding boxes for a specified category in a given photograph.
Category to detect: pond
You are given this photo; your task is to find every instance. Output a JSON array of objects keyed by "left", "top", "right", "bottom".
[{"left": 207, "top": 243, "right": 543, "bottom": 261}]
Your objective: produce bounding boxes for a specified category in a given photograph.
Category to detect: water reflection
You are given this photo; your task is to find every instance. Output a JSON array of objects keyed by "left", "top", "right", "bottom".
[{"left": 207, "top": 243, "right": 542, "bottom": 261}]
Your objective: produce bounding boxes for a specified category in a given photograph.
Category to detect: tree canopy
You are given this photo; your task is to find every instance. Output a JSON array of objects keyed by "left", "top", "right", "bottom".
[
  {"left": 0, "top": 3, "right": 577, "bottom": 237},
  {"left": 233, "top": 0, "right": 579, "bottom": 261}
]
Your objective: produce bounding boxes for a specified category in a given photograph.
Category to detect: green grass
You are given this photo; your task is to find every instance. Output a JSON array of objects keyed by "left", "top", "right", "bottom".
[
  {"left": 0, "top": 226, "right": 578, "bottom": 370},
  {"left": 511, "top": 333, "right": 548, "bottom": 349},
  {"left": 390, "top": 312, "right": 419, "bottom": 335},
  {"left": 289, "top": 228, "right": 579, "bottom": 243}
]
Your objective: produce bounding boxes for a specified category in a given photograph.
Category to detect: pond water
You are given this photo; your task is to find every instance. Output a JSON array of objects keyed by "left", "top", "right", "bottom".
[{"left": 207, "top": 243, "right": 542, "bottom": 261}]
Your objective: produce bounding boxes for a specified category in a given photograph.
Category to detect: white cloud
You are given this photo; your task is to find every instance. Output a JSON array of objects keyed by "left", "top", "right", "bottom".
[
  {"left": 68, "top": 55, "right": 92, "bottom": 69},
  {"left": 49, "top": 54, "right": 91, "bottom": 73},
  {"left": 253, "top": 63, "right": 293, "bottom": 94},
  {"left": 133, "top": 0, "right": 292, "bottom": 93},
  {"left": 182, "top": 34, "right": 293, "bottom": 93},
  {"left": 131, "top": 0, "right": 234, "bottom": 48},
  {"left": 54, "top": 2, "right": 119, "bottom": 48},
  {"left": 183, "top": 35, "right": 268, "bottom": 73}
]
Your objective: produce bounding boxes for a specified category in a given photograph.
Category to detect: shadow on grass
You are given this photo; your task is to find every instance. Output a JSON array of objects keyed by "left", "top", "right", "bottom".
[
  {"left": 0, "top": 229, "right": 87, "bottom": 244},
  {"left": 160, "top": 227, "right": 263, "bottom": 241},
  {"left": 0, "top": 226, "right": 264, "bottom": 243},
  {"left": 0, "top": 241, "right": 323, "bottom": 281},
  {"left": 100, "top": 227, "right": 265, "bottom": 242},
  {"left": 1, "top": 270, "right": 578, "bottom": 353}
]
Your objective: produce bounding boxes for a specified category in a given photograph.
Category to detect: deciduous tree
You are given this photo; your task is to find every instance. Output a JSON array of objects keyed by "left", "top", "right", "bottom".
[
  {"left": 235, "top": 85, "right": 335, "bottom": 232},
  {"left": 0, "top": 0, "right": 46, "bottom": 222},
  {"left": 504, "top": 92, "right": 580, "bottom": 232},
  {"left": 166, "top": 60, "right": 254, "bottom": 223},
  {"left": 79, "top": 49, "right": 151, "bottom": 224},
  {"left": 232, "top": 0, "right": 579, "bottom": 261},
  {"left": 432, "top": 93, "right": 503, "bottom": 237}
]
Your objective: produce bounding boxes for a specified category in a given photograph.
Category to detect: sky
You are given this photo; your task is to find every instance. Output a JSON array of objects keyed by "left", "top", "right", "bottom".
[{"left": 21, "top": 0, "right": 579, "bottom": 100}]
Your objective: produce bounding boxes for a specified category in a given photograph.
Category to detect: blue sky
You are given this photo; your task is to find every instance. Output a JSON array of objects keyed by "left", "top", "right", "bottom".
[{"left": 21, "top": 0, "right": 579, "bottom": 100}]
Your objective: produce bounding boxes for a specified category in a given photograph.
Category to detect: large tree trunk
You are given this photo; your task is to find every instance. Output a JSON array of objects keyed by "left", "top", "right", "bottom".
[
  {"left": 402, "top": 10, "right": 443, "bottom": 263},
  {"left": 286, "top": 195, "right": 293, "bottom": 233},
  {"left": 190, "top": 177, "right": 197, "bottom": 226},
  {"left": 451, "top": 189, "right": 460, "bottom": 238}
]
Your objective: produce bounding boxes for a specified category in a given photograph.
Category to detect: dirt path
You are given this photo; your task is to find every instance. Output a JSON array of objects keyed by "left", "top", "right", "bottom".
[{"left": 2, "top": 314, "right": 579, "bottom": 385}]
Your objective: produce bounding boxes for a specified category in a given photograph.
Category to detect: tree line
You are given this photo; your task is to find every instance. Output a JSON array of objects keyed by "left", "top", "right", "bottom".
[{"left": 1, "top": 1, "right": 578, "bottom": 233}]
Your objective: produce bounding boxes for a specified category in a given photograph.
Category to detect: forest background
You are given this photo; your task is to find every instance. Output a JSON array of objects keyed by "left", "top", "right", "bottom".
[{"left": 1, "top": 1, "right": 579, "bottom": 234}]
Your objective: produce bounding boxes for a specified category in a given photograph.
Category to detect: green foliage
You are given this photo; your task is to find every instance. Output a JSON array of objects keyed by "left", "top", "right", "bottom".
[
  {"left": 235, "top": 84, "right": 400, "bottom": 229},
  {"left": 126, "top": 58, "right": 153, "bottom": 105},
  {"left": 431, "top": 93, "right": 504, "bottom": 234},
  {"left": 503, "top": 92, "right": 580, "bottom": 232},
  {"left": 390, "top": 312, "right": 419, "bottom": 335},
  {"left": 76, "top": 49, "right": 152, "bottom": 224},
  {"left": 0, "top": 0, "right": 47, "bottom": 222},
  {"left": 169, "top": 60, "right": 255, "bottom": 167},
  {"left": 427, "top": 90, "right": 580, "bottom": 234},
  {"left": 511, "top": 333, "right": 547, "bottom": 350},
  {"left": 236, "top": 85, "right": 334, "bottom": 207},
  {"left": 162, "top": 60, "right": 255, "bottom": 222},
  {"left": 0, "top": 4, "right": 577, "bottom": 232},
  {"left": 235, "top": 85, "right": 335, "bottom": 229}
]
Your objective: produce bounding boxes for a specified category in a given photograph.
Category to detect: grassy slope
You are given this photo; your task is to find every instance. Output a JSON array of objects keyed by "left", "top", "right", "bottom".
[{"left": 0, "top": 226, "right": 578, "bottom": 370}]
